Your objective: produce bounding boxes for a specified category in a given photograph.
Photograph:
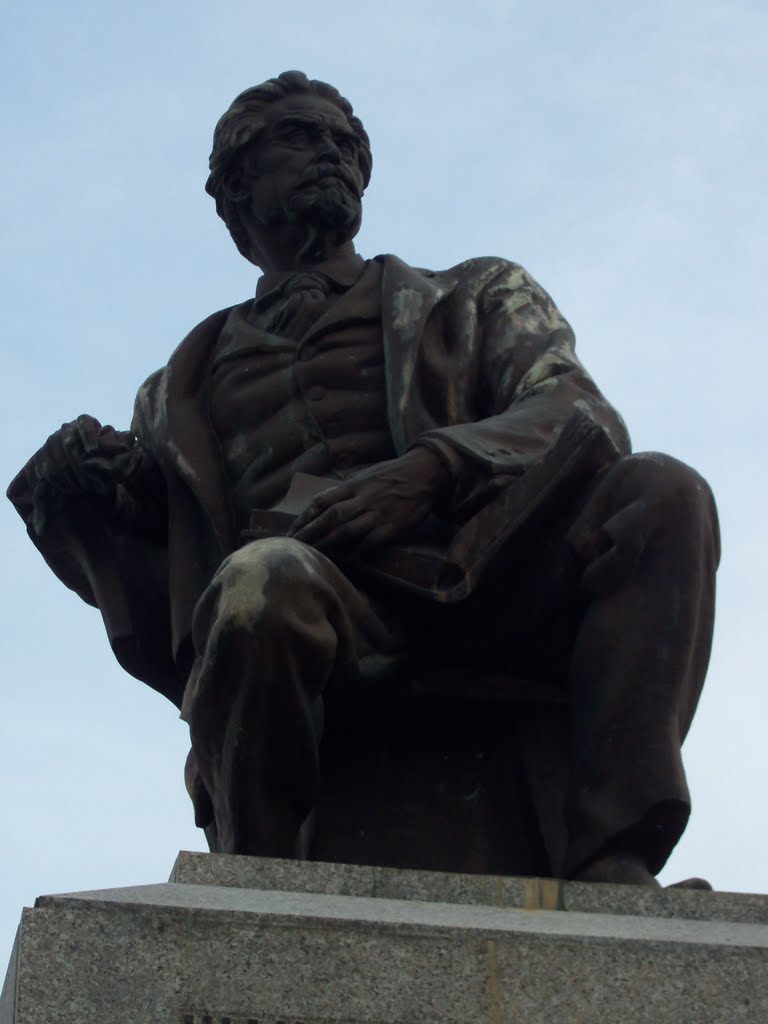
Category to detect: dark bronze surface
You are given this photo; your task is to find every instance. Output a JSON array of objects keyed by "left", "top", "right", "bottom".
[{"left": 8, "top": 72, "right": 720, "bottom": 885}]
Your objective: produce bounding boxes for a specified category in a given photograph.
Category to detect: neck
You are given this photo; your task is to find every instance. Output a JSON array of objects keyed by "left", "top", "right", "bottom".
[{"left": 255, "top": 229, "right": 359, "bottom": 274}]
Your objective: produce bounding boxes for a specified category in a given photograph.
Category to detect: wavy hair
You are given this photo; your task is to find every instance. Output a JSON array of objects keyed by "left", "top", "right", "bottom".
[{"left": 206, "top": 71, "right": 372, "bottom": 264}]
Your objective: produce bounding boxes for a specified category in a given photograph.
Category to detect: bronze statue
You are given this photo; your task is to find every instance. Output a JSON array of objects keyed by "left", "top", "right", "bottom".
[{"left": 8, "top": 72, "right": 719, "bottom": 886}]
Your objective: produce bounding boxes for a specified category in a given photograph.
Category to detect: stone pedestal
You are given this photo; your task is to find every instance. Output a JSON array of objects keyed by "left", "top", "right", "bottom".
[{"left": 2, "top": 853, "right": 767, "bottom": 1023}]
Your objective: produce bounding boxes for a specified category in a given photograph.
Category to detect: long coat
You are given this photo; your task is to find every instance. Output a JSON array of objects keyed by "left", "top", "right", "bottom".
[{"left": 8, "top": 254, "right": 630, "bottom": 708}]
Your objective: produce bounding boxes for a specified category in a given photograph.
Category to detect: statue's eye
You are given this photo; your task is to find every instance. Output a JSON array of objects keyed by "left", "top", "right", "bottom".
[
  {"left": 277, "top": 125, "right": 310, "bottom": 145},
  {"left": 331, "top": 134, "right": 357, "bottom": 159}
]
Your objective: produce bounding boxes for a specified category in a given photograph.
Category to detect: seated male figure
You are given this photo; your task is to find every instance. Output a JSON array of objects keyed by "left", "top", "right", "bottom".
[{"left": 9, "top": 72, "right": 720, "bottom": 886}]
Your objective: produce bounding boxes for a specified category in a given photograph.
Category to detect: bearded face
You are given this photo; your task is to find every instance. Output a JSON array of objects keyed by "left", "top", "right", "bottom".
[
  {"left": 276, "top": 163, "right": 363, "bottom": 254},
  {"left": 233, "top": 94, "right": 366, "bottom": 265}
]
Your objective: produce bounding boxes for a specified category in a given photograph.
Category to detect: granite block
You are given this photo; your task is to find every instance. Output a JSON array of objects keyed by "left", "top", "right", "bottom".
[
  {"left": 170, "top": 850, "right": 377, "bottom": 899},
  {"left": 2, "top": 857, "right": 767, "bottom": 1023},
  {"left": 171, "top": 850, "right": 768, "bottom": 922}
]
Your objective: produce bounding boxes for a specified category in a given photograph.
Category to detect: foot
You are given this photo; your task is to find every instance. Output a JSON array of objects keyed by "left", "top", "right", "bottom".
[
  {"left": 571, "top": 850, "right": 660, "bottom": 887},
  {"left": 666, "top": 877, "right": 713, "bottom": 891}
]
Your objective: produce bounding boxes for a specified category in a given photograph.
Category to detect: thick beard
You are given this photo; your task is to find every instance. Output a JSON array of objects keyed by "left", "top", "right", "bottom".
[{"left": 282, "top": 181, "right": 362, "bottom": 266}]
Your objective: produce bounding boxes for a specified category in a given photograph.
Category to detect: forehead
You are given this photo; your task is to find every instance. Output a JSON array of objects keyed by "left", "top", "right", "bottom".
[{"left": 263, "top": 94, "right": 352, "bottom": 134}]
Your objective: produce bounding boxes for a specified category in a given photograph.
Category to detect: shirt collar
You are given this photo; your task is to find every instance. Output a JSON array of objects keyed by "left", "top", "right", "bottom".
[{"left": 254, "top": 251, "right": 367, "bottom": 304}]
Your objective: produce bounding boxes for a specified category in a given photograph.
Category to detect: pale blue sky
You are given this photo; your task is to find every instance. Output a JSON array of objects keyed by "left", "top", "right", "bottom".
[{"left": 2, "top": 0, "right": 767, "bottom": 969}]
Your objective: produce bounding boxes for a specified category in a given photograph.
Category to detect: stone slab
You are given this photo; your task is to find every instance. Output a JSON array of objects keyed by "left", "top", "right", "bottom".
[
  {"left": 171, "top": 849, "right": 768, "bottom": 923},
  {"left": 2, "top": 855, "right": 767, "bottom": 1023}
]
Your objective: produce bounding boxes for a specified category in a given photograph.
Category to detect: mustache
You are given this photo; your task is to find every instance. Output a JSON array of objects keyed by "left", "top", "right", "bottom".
[{"left": 296, "top": 163, "right": 361, "bottom": 197}]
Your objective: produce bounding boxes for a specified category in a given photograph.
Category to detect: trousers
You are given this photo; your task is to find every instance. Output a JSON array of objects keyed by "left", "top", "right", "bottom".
[{"left": 182, "top": 452, "right": 719, "bottom": 877}]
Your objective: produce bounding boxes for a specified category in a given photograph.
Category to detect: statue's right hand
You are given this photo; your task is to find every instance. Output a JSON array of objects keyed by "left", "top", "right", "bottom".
[{"left": 23, "top": 414, "right": 142, "bottom": 535}]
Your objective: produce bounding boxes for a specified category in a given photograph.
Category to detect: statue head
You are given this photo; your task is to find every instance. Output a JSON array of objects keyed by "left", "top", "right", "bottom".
[{"left": 206, "top": 72, "right": 372, "bottom": 268}]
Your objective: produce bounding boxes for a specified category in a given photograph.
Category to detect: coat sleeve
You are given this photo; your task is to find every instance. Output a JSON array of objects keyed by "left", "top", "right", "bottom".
[
  {"left": 414, "top": 262, "right": 631, "bottom": 520},
  {"left": 6, "top": 371, "right": 183, "bottom": 707}
]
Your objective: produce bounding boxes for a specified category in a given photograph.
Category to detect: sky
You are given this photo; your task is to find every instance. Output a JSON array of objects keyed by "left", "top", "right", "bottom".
[{"left": 1, "top": 0, "right": 767, "bottom": 971}]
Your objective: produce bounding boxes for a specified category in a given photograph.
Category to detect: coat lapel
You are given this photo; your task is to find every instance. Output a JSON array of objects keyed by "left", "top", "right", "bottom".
[
  {"left": 164, "top": 306, "right": 239, "bottom": 554},
  {"left": 379, "top": 255, "right": 454, "bottom": 453}
]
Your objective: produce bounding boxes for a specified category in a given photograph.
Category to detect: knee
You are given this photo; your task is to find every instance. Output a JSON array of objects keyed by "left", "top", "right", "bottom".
[
  {"left": 607, "top": 453, "right": 716, "bottom": 523},
  {"left": 612, "top": 454, "right": 719, "bottom": 552},
  {"left": 193, "top": 538, "right": 326, "bottom": 651},
  {"left": 569, "top": 453, "right": 720, "bottom": 586},
  {"left": 217, "top": 537, "right": 324, "bottom": 594}
]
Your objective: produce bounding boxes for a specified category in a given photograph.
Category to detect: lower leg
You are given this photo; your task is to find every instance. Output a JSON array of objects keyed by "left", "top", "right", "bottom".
[
  {"left": 563, "top": 454, "right": 719, "bottom": 880},
  {"left": 184, "top": 538, "right": 397, "bottom": 856}
]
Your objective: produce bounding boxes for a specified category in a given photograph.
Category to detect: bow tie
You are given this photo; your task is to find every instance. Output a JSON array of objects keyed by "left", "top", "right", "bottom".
[{"left": 265, "top": 272, "right": 334, "bottom": 340}]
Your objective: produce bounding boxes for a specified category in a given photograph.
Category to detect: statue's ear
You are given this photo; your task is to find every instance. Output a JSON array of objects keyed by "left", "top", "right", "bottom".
[{"left": 221, "top": 168, "right": 250, "bottom": 204}]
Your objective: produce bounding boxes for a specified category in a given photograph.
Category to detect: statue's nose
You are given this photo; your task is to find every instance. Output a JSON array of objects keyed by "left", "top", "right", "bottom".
[{"left": 315, "top": 135, "right": 341, "bottom": 162}]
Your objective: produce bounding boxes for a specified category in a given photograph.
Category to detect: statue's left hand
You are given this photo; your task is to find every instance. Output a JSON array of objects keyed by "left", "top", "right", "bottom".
[
  {"left": 17, "top": 415, "right": 150, "bottom": 536},
  {"left": 288, "top": 447, "right": 451, "bottom": 554}
]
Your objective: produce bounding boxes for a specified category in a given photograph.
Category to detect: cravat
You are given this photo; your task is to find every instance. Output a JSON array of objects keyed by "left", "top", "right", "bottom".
[{"left": 266, "top": 272, "right": 333, "bottom": 340}]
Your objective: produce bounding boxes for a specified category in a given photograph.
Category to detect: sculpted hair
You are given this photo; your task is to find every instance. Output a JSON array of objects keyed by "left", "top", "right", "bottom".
[{"left": 206, "top": 71, "right": 372, "bottom": 264}]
